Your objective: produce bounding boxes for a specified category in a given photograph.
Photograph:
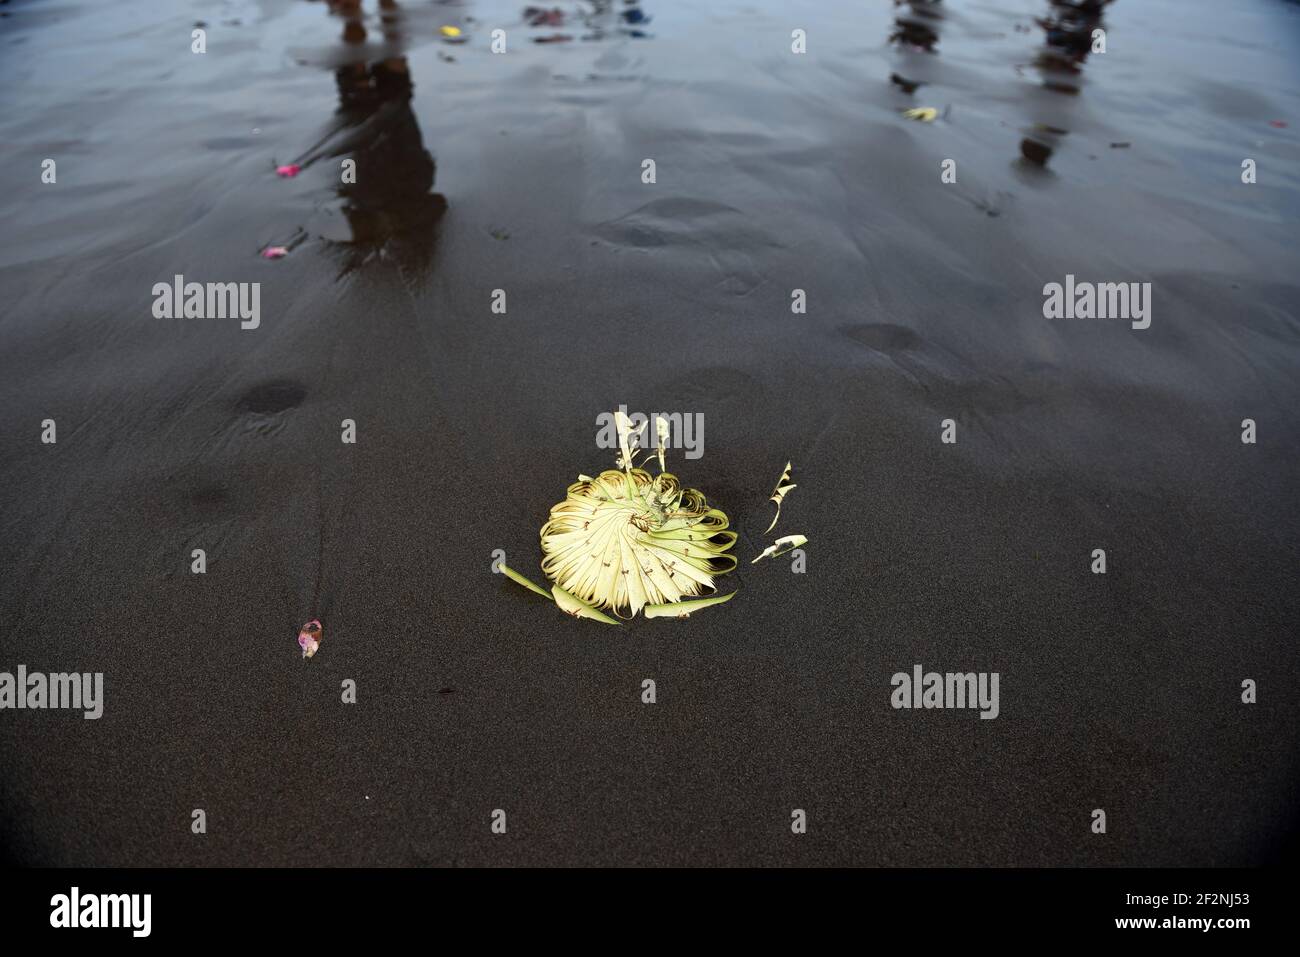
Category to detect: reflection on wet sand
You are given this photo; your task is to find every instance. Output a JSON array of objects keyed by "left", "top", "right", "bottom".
[
  {"left": 890, "top": 0, "right": 943, "bottom": 54},
  {"left": 286, "top": 1, "right": 661, "bottom": 275},
  {"left": 888, "top": 0, "right": 945, "bottom": 102},
  {"left": 1019, "top": 0, "right": 1115, "bottom": 167},
  {"left": 303, "top": 0, "right": 448, "bottom": 277},
  {"left": 327, "top": 56, "right": 447, "bottom": 275},
  {"left": 524, "top": 1, "right": 653, "bottom": 43},
  {"left": 1035, "top": 0, "right": 1113, "bottom": 92}
]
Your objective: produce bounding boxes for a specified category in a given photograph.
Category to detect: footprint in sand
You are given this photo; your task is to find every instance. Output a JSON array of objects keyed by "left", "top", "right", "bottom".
[
  {"left": 592, "top": 198, "right": 782, "bottom": 296},
  {"left": 234, "top": 380, "right": 307, "bottom": 436}
]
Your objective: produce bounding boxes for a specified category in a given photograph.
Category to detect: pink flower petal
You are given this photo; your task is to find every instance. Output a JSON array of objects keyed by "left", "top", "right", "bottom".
[
  {"left": 298, "top": 620, "right": 322, "bottom": 659},
  {"left": 276, "top": 164, "right": 302, "bottom": 177},
  {"left": 261, "top": 245, "right": 289, "bottom": 259}
]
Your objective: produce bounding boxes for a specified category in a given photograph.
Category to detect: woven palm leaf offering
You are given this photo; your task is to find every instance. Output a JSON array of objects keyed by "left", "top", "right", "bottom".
[{"left": 498, "top": 411, "right": 806, "bottom": 625}]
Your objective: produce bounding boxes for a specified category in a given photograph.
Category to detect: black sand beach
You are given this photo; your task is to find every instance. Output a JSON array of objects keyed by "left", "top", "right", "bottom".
[{"left": 1, "top": 0, "right": 1298, "bottom": 866}]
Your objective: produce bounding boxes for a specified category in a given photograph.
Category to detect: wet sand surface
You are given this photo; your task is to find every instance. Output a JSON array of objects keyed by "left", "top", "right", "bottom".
[{"left": 1, "top": 0, "right": 1298, "bottom": 865}]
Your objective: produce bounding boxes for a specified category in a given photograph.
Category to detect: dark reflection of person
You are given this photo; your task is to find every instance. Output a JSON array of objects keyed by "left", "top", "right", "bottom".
[
  {"left": 889, "top": 0, "right": 944, "bottom": 96},
  {"left": 1019, "top": 0, "right": 1115, "bottom": 167},
  {"left": 1034, "top": 0, "right": 1114, "bottom": 91},
  {"left": 313, "top": 0, "right": 447, "bottom": 276},
  {"left": 329, "top": 57, "right": 447, "bottom": 274},
  {"left": 890, "top": 0, "right": 943, "bottom": 54}
]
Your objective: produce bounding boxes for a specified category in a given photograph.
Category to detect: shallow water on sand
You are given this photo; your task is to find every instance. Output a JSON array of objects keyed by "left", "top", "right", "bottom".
[{"left": 0, "top": 1, "right": 1298, "bottom": 866}]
